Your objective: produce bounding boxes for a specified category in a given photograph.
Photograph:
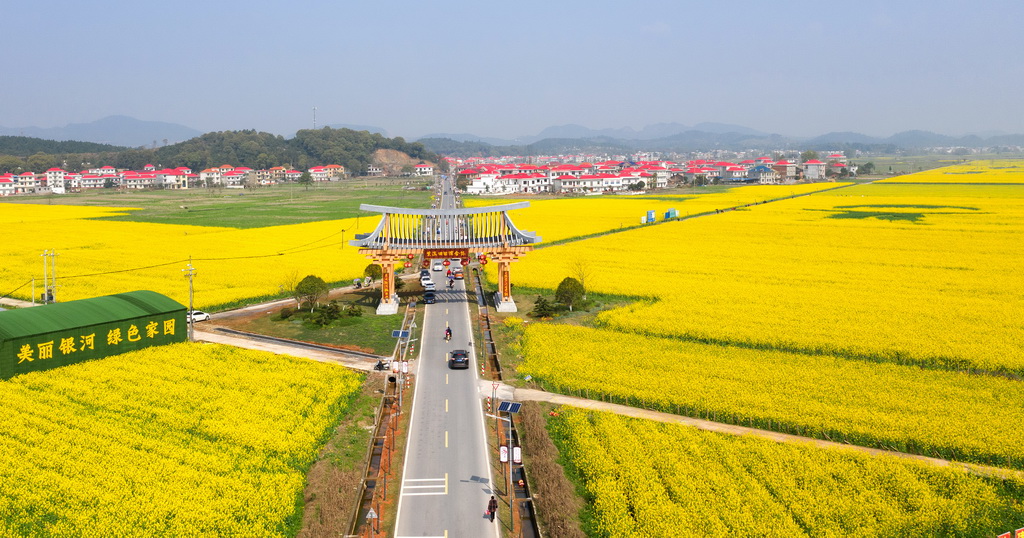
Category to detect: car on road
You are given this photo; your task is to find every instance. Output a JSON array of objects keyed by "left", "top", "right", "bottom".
[
  {"left": 453, "top": 269, "right": 464, "bottom": 280},
  {"left": 432, "top": 260, "right": 444, "bottom": 271},
  {"left": 448, "top": 349, "right": 469, "bottom": 369},
  {"left": 423, "top": 281, "right": 436, "bottom": 292},
  {"left": 422, "top": 291, "right": 436, "bottom": 304},
  {"left": 420, "top": 269, "right": 431, "bottom": 278},
  {"left": 187, "top": 310, "right": 211, "bottom": 322}
]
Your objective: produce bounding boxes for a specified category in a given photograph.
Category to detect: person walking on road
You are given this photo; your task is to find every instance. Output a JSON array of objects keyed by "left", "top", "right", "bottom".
[{"left": 487, "top": 495, "right": 498, "bottom": 522}]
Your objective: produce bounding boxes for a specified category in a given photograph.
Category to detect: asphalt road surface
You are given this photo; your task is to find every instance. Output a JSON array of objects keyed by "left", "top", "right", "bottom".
[{"left": 394, "top": 178, "right": 498, "bottom": 537}]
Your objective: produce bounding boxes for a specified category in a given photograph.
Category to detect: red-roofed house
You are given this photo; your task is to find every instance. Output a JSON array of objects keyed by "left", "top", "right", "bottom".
[
  {"left": 200, "top": 168, "right": 222, "bottom": 186},
  {"left": 324, "top": 164, "right": 346, "bottom": 179},
  {"left": 414, "top": 163, "right": 434, "bottom": 177},
  {"left": 0, "top": 174, "right": 14, "bottom": 196},
  {"left": 79, "top": 174, "right": 104, "bottom": 189},
  {"left": 309, "top": 166, "right": 330, "bottom": 182},
  {"left": 222, "top": 170, "right": 249, "bottom": 188},
  {"left": 772, "top": 160, "right": 798, "bottom": 182},
  {"left": 16, "top": 172, "right": 39, "bottom": 194},
  {"left": 803, "top": 159, "right": 826, "bottom": 181}
]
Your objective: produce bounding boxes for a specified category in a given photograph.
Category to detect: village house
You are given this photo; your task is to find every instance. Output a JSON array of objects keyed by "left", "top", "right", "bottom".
[
  {"left": 0, "top": 174, "right": 15, "bottom": 196},
  {"left": 802, "top": 160, "right": 827, "bottom": 181}
]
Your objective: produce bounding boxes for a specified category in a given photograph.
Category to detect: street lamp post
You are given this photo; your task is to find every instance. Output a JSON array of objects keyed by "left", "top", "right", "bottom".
[{"left": 486, "top": 412, "right": 516, "bottom": 533}]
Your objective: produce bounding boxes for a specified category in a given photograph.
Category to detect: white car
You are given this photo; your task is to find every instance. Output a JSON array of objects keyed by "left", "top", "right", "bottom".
[
  {"left": 423, "top": 281, "right": 436, "bottom": 292},
  {"left": 432, "top": 261, "right": 444, "bottom": 271},
  {"left": 187, "top": 310, "right": 211, "bottom": 322}
]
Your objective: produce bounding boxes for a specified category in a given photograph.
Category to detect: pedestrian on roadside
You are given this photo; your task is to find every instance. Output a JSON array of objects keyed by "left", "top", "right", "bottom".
[{"left": 487, "top": 495, "right": 498, "bottom": 522}]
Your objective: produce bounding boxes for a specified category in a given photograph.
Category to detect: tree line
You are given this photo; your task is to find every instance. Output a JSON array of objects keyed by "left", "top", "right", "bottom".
[{"left": 0, "top": 128, "right": 441, "bottom": 175}]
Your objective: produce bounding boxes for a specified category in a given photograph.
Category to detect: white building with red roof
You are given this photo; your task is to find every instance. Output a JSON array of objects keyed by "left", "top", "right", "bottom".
[
  {"left": 0, "top": 174, "right": 14, "bottom": 196},
  {"left": 414, "top": 163, "right": 434, "bottom": 177},
  {"left": 16, "top": 172, "right": 39, "bottom": 194},
  {"left": 201, "top": 168, "right": 225, "bottom": 186},
  {"left": 308, "top": 166, "right": 331, "bottom": 182},
  {"left": 772, "top": 160, "right": 798, "bottom": 182},
  {"left": 803, "top": 159, "right": 826, "bottom": 181}
]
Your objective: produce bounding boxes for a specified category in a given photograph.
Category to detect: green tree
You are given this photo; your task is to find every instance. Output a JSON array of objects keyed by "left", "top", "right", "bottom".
[
  {"left": 364, "top": 263, "right": 383, "bottom": 281},
  {"left": 298, "top": 171, "right": 313, "bottom": 190},
  {"left": 800, "top": 150, "right": 819, "bottom": 162},
  {"left": 859, "top": 162, "right": 876, "bottom": 174},
  {"left": 530, "top": 296, "right": 556, "bottom": 318},
  {"left": 295, "top": 274, "right": 329, "bottom": 312},
  {"left": 555, "top": 277, "right": 585, "bottom": 311},
  {"left": 26, "top": 152, "right": 56, "bottom": 171},
  {"left": 0, "top": 155, "right": 25, "bottom": 173}
]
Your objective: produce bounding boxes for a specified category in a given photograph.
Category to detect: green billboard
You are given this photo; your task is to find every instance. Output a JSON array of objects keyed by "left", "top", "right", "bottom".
[{"left": 0, "top": 290, "right": 187, "bottom": 379}]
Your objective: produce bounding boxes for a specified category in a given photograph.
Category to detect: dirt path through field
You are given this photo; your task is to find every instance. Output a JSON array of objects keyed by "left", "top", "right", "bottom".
[{"left": 507, "top": 385, "right": 1023, "bottom": 481}]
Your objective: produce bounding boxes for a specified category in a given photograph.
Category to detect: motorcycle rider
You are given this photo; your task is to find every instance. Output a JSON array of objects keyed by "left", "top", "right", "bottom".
[{"left": 444, "top": 326, "right": 452, "bottom": 340}]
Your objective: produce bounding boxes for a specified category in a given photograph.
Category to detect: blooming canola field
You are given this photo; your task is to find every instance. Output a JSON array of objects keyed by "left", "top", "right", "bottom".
[
  {"left": 502, "top": 180, "right": 1024, "bottom": 375},
  {"left": 0, "top": 343, "right": 362, "bottom": 536},
  {"left": 876, "top": 159, "right": 1024, "bottom": 184},
  {"left": 465, "top": 182, "right": 844, "bottom": 244},
  {"left": 0, "top": 204, "right": 378, "bottom": 308},
  {"left": 550, "top": 408, "right": 1024, "bottom": 537},
  {"left": 520, "top": 323, "right": 1024, "bottom": 468}
]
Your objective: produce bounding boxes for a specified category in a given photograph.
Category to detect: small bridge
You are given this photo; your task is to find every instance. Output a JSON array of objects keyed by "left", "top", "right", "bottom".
[{"left": 352, "top": 203, "right": 541, "bottom": 314}]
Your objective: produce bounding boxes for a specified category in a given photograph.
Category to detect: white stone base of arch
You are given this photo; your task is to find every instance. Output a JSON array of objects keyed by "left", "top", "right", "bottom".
[
  {"left": 376, "top": 295, "right": 400, "bottom": 315},
  {"left": 494, "top": 292, "right": 518, "bottom": 312}
]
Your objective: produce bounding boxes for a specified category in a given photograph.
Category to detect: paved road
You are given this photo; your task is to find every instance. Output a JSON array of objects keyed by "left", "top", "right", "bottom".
[{"left": 395, "top": 177, "right": 498, "bottom": 537}]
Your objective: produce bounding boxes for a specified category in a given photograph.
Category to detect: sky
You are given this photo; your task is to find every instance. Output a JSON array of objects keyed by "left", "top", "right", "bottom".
[{"left": 3, "top": 0, "right": 1022, "bottom": 140}]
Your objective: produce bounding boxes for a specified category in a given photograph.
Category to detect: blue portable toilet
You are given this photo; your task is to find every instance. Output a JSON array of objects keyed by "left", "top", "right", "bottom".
[{"left": 665, "top": 208, "right": 678, "bottom": 219}]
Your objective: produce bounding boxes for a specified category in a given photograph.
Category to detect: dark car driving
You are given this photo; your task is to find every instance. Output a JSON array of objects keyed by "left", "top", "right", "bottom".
[
  {"left": 422, "top": 291, "right": 437, "bottom": 304},
  {"left": 448, "top": 349, "right": 469, "bottom": 369}
]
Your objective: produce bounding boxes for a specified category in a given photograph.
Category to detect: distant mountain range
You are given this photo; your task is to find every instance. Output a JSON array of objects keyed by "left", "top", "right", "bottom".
[
  {"left": 0, "top": 116, "right": 202, "bottom": 148},
  {"left": 5, "top": 116, "right": 1024, "bottom": 154}
]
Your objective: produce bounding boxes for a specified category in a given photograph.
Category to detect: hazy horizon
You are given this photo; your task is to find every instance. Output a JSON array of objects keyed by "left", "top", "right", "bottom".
[{"left": 4, "top": 0, "right": 1021, "bottom": 141}]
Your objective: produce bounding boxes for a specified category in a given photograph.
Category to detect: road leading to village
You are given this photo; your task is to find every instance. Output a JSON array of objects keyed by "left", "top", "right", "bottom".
[{"left": 394, "top": 178, "right": 498, "bottom": 537}]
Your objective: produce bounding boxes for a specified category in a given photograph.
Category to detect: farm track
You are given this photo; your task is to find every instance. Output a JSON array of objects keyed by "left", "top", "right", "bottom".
[{"left": 503, "top": 384, "right": 1024, "bottom": 481}]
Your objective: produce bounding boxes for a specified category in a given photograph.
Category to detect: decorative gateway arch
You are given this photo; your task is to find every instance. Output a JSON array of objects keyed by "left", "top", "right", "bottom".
[{"left": 351, "top": 203, "right": 541, "bottom": 314}]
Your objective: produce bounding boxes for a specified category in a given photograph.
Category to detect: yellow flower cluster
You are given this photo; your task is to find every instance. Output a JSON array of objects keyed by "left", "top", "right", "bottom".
[
  {"left": 502, "top": 181, "right": 1024, "bottom": 374},
  {"left": 520, "top": 323, "right": 1024, "bottom": 468},
  {"left": 0, "top": 205, "right": 377, "bottom": 308},
  {"left": 877, "top": 159, "right": 1024, "bottom": 184},
  {"left": 466, "top": 183, "right": 843, "bottom": 243},
  {"left": 0, "top": 343, "right": 362, "bottom": 536},
  {"left": 550, "top": 408, "right": 1024, "bottom": 537}
]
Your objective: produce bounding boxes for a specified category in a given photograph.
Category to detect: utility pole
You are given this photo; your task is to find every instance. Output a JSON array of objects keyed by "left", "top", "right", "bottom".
[
  {"left": 41, "top": 251, "right": 46, "bottom": 304},
  {"left": 183, "top": 261, "right": 196, "bottom": 341},
  {"left": 312, "top": 106, "right": 317, "bottom": 130},
  {"left": 40, "top": 249, "right": 58, "bottom": 303}
]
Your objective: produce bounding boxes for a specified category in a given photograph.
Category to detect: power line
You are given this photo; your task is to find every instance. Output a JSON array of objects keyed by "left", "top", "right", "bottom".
[{"left": 0, "top": 279, "right": 33, "bottom": 300}]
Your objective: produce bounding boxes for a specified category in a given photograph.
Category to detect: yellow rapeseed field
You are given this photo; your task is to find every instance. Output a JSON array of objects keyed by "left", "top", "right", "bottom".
[
  {"left": 520, "top": 323, "right": 1024, "bottom": 468},
  {"left": 466, "top": 183, "right": 845, "bottom": 243},
  {"left": 876, "top": 159, "right": 1024, "bottom": 184},
  {"left": 550, "top": 408, "right": 1024, "bottom": 537},
  {"left": 0, "top": 342, "right": 362, "bottom": 536},
  {"left": 0, "top": 204, "right": 377, "bottom": 308},
  {"left": 500, "top": 181, "right": 1024, "bottom": 374}
]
